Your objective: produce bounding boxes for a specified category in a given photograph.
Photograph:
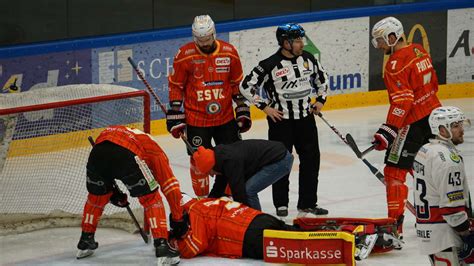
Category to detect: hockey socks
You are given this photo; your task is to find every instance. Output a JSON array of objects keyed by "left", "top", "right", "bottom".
[
  {"left": 81, "top": 192, "right": 112, "bottom": 233},
  {"left": 384, "top": 166, "right": 409, "bottom": 234},
  {"left": 190, "top": 157, "right": 209, "bottom": 197},
  {"left": 139, "top": 192, "right": 168, "bottom": 239}
]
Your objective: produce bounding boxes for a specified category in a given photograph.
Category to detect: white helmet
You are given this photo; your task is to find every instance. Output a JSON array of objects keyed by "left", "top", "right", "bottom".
[
  {"left": 429, "top": 106, "right": 467, "bottom": 136},
  {"left": 371, "top": 17, "right": 404, "bottom": 48},
  {"left": 192, "top": 15, "right": 216, "bottom": 42}
]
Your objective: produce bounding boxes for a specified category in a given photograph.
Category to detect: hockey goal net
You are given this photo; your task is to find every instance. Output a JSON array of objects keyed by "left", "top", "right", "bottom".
[{"left": 0, "top": 84, "right": 150, "bottom": 235}]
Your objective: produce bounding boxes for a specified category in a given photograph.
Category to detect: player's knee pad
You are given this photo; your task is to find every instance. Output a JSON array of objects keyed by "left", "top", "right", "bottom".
[
  {"left": 384, "top": 166, "right": 409, "bottom": 183},
  {"left": 86, "top": 170, "right": 113, "bottom": 195},
  {"left": 81, "top": 193, "right": 112, "bottom": 232},
  {"left": 138, "top": 191, "right": 163, "bottom": 208},
  {"left": 190, "top": 157, "right": 209, "bottom": 197}
]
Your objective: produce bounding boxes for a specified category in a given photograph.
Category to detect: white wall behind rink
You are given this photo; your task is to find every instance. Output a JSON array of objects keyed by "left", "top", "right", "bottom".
[{"left": 230, "top": 17, "right": 370, "bottom": 94}]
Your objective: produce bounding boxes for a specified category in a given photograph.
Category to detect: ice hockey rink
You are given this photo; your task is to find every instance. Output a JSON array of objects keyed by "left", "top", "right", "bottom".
[{"left": 1, "top": 98, "right": 473, "bottom": 266}]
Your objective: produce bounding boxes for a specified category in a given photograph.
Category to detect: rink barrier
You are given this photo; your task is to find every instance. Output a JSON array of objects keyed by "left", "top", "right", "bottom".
[
  {"left": 3, "top": 82, "right": 472, "bottom": 157},
  {"left": 146, "top": 82, "right": 472, "bottom": 134}
]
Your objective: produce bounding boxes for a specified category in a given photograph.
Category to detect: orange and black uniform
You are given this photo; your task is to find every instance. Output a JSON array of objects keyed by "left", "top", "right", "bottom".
[
  {"left": 174, "top": 197, "right": 293, "bottom": 259},
  {"left": 169, "top": 40, "right": 243, "bottom": 127},
  {"left": 382, "top": 43, "right": 441, "bottom": 223},
  {"left": 383, "top": 43, "right": 441, "bottom": 129},
  {"left": 81, "top": 126, "right": 183, "bottom": 240},
  {"left": 168, "top": 40, "right": 245, "bottom": 197}
]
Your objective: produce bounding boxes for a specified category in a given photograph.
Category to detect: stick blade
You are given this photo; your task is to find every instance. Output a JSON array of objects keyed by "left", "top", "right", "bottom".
[{"left": 345, "top": 133, "right": 362, "bottom": 158}]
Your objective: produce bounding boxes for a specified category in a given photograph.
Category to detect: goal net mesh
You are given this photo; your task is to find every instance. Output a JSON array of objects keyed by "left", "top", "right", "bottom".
[{"left": 0, "top": 84, "right": 150, "bottom": 235}]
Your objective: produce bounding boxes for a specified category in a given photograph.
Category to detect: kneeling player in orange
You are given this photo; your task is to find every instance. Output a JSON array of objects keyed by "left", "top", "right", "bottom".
[{"left": 76, "top": 126, "right": 187, "bottom": 264}]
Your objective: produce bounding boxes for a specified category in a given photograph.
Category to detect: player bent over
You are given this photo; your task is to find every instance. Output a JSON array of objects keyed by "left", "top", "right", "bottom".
[
  {"left": 76, "top": 126, "right": 187, "bottom": 264},
  {"left": 191, "top": 139, "right": 294, "bottom": 211},
  {"left": 413, "top": 107, "right": 473, "bottom": 265}
]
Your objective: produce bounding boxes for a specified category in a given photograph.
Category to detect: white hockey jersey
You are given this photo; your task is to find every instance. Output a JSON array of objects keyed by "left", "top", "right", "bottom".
[{"left": 413, "top": 138, "right": 471, "bottom": 255}]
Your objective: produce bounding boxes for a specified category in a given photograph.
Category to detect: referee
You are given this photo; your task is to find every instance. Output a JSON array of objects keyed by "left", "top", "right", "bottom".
[{"left": 240, "top": 23, "right": 329, "bottom": 218}]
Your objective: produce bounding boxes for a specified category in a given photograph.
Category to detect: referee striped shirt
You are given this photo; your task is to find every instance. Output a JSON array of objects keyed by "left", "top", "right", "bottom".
[{"left": 240, "top": 49, "right": 328, "bottom": 120}]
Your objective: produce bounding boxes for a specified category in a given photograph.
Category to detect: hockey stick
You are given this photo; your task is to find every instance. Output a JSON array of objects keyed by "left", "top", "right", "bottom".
[
  {"left": 127, "top": 57, "right": 195, "bottom": 154},
  {"left": 87, "top": 136, "right": 149, "bottom": 244},
  {"left": 345, "top": 133, "right": 376, "bottom": 159},
  {"left": 316, "top": 113, "right": 416, "bottom": 215}
]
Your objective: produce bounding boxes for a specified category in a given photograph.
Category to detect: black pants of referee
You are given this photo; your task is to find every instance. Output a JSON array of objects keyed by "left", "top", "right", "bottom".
[{"left": 268, "top": 115, "right": 320, "bottom": 210}]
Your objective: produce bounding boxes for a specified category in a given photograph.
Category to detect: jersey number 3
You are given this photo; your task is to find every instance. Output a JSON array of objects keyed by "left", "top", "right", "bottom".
[{"left": 415, "top": 178, "right": 430, "bottom": 219}]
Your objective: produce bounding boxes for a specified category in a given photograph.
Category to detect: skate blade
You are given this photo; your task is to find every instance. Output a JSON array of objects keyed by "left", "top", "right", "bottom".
[
  {"left": 76, "top": 249, "right": 94, "bottom": 259},
  {"left": 156, "top": 256, "right": 180, "bottom": 265},
  {"left": 296, "top": 213, "right": 328, "bottom": 219}
]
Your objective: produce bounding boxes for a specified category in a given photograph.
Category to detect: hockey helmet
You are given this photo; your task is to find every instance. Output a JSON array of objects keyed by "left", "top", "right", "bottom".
[
  {"left": 276, "top": 23, "right": 305, "bottom": 46},
  {"left": 371, "top": 17, "right": 404, "bottom": 48},
  {"left": 192, "top": 15, "right": 216, "bottom": 42},
  {"left": 429, "top": 106, "right": 469, "bottom": 136}
]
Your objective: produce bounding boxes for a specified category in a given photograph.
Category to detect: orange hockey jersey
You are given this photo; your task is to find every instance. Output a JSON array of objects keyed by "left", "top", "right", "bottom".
[
  {"left": 95, "top": 126, "right": 183, "bottom": 221},
  {"left": 175, "top": 197, "right": 261, "bottom": 258},
  {"left": 168, "top": 40, "right": 244, "bottom": 127},
  {"left": 384, "top": 43, "right": 441, "bottom": 129}
]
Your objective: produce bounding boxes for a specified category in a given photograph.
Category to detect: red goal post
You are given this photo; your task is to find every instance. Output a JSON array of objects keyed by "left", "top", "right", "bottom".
[{"left": 0, "top": 84, "right": 150, "bottom": 235}]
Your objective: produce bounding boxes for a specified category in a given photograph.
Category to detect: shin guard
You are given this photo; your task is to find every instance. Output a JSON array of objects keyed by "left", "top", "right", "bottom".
[
  {"left": 190, "top": 157, "right": 209, "bottom": 197},
  {"left": 139, "top": 192, "right": 168, "bottom": 239},
  {"left": 81, "top": 192, "right": 112, "bottom": 233},
  {"left": 384, "top": 166, "right": 409, "bottom": 226}
]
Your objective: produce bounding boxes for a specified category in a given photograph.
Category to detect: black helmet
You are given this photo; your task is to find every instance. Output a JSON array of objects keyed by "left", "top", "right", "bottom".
[{"left": 276, "top": 23, "right": 305, "bottom": 46}]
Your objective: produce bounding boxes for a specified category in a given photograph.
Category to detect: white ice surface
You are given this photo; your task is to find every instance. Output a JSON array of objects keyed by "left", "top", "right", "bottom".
[{"left": 1, "top": 98, "right": 473, "bottom": 266}]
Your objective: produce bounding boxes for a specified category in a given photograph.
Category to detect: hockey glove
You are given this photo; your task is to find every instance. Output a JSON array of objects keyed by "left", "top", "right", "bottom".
[
  {"left": 169, "top": 212, "right": 189, "bottom": 239},
  {"left": 166, "top": 110, "right": 186, "bottom": 139},
  {"left": 372, "top": 124, "right": 398, "bottom": 151},
  {"left": 110, "top": 186, "right": 129, "bottom": 208},
  {"left": 235, "top": 103, "right": 251, "bottom": 133},
  {"left": 459, "top": 232, "right": 474, "bottom": 264}
]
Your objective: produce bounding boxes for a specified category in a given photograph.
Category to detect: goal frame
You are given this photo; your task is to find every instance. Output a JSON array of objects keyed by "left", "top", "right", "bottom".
[{"left": 0, "top": 86, "right": 151, "bottom": 235}]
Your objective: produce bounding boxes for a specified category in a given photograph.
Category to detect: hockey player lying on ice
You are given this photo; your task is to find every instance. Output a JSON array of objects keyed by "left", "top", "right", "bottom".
[{"left": 169, "top": 193, "right": 405, "bottom": 262}]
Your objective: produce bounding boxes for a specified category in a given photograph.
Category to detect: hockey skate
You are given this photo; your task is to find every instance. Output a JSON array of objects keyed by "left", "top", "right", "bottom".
[
  {"left": 76, "top": 232, "right": 98, "bottom": 259},
  {"left": 383, "top": 233, "right": 404, "bottom": 250},
  {"left": 154, "top": 238, "right": 180, "bottom": 265},
  {"left": 355, "top": 234, "right": 378, "bottom": 260},
  {"left": 297, "top": 205, "right": 328, "bottom": 218},
  {"left": 394, "top": 215, "right": 404, "bottom": 250}
]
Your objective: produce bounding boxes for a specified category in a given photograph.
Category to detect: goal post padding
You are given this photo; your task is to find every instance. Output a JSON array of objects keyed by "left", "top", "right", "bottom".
[{"left": 0, "top": 84, "right": 151, "bottom": 235}]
